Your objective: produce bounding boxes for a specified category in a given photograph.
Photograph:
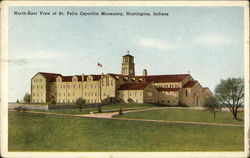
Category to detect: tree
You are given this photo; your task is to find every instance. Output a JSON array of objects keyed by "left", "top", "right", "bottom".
[
  {"left": 97, "top": 106, "right": 102, "bottom": 113},
  {"left": 215, "top": 78, "right": 244, "bottom": 120},
  {"left": 75, "top": 98, "right": 86, "bottom": 112},
  {"left": 119, "top": 108, "right": 123, "bottom": 115},
  {"left": 204, "top": 96, "right": 219, "bottom": 118},
  {"left": 23, "top": 93, "right": 30, "bottom": 103}
]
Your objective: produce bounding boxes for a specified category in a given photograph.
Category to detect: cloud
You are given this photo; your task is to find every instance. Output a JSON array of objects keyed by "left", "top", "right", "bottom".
[
  {"left": 192, "top": 34, "right": 233, "bottom": 45},
  {"left": 137, "top": 38, "right": 171, "bottom": 50},
  {"left": 1, "top": 58, "right": 28, "bottom": 65},
  {"left": 28, "top": 52, "right": 65, "bottom": 59}
]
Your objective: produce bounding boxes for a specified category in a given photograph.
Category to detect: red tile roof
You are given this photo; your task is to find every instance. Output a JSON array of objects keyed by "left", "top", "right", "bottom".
[
  {"left": 141, "top": 74, "right": 190, "bottom": 83},
  {"left": 39, "top": 72, "right": 62, "bottom": 82},
  {"left": 108, "top": 73, "right": 190, "bottom": 83},
  {"left": 183, "top": 81, "right": 198, "bottom": 88},
  {"left": 62, "top": 76, "right": 73, "bottom": 82},
  {"left": 62, "top": 75, "right": 101, "bottom": 82},
  {"left": 157, "top": 88, "right": 181, "bottom": 91},
  {"left": 118, "top": 82, "right": 151, "bottom": 90},
  {"left": 92, "top": 75, "right": 102, "bottom": 81}
]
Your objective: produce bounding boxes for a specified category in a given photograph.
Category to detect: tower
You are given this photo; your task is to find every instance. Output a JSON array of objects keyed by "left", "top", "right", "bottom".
[{"left": 121, "top": 51, "right": 135, "bottom": 76}]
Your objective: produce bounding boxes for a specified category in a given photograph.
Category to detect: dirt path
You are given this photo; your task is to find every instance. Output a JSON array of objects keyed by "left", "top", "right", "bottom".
[{"left": 9, "top": 108, "right": 244, "bottom": 127}]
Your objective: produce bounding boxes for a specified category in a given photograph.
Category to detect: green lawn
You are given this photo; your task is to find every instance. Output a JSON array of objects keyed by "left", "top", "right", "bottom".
[
  {"left": 9, "top": 112, "right": 244, "bottom": 151},
  {"left": 114, "top": 108, "right": 244, "bottom": 125},
  {"left": 44, "top": 103, "right": 159, "bottom": 115}
]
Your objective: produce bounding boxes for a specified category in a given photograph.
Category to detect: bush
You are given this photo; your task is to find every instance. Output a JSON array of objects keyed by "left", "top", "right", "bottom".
[
  {"left": 14, "top": 106, "right": 28, "bottom": 112},
  {"left": 50, "top": 99, "right": 56, "bottom": 105}
]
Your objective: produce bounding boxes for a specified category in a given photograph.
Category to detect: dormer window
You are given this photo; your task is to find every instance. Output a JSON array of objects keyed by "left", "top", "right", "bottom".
[
  {"left": 87, "top": 76, "right": 93, "bottom": 81},
  {"left": 72, "top": 76, "right": 78, "bottom": 82},
  {"left": 56, "top": 76, "right": 62, "bottom": 82}
]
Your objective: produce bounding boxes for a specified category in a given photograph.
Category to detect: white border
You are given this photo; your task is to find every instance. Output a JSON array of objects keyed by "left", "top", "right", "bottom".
[{"left": 1, "top": 1, "right": 249, "bottom": 158}]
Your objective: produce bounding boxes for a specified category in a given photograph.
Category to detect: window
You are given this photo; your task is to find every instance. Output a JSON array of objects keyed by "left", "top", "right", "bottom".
[
  {"left": 79, "top": 85, "right": 81, "bottom": 88},
  {"left": 147, "top": 92, "right": 153, "bottom": 97},
  {"left": 73, "top": 93, "right": 75, "bottom": 96},
  {"left": 68, "top": 93, "right": 70, "bottom": 96},
  {"left": 111, "top": 80, "right": 113, "bottom": 86},
  {"left": 186, "top": 90, "right": 188, "bottom": 97},
  {"left": 106, "top": 77, "right": 109, "bottom": 86},
  {"left": 73, "top": 85, "right": 75, "bottom": 88},
  {"left": 59, "top": 92, "right": 61, "bottom": 97},
  {"left": 37, "top": 86, "right": 39, "bottom": 89}
]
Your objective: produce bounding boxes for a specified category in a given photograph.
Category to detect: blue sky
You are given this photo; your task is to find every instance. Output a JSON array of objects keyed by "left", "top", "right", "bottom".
[{"left": 8, "top": 6, "right": 244, "bottom": 102}]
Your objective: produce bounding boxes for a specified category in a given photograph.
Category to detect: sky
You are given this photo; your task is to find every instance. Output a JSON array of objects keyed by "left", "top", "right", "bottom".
[{"left": 8, "top": 6, "right": 244, "bottom": 102}]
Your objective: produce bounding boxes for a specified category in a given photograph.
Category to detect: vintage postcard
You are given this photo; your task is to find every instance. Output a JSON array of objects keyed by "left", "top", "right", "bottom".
[{"left": 1, "top": 1, "right": 249, "bottom": 158}]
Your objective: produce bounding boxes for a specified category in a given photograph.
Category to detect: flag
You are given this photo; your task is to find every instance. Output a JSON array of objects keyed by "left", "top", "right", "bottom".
[{"left": 97, "top": 63, "right": 103, "bottom": 68}]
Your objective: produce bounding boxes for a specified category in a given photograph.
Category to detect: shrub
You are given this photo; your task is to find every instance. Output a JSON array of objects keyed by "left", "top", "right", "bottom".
[
  {"left": 14, "top": 106, "right": 28, "bottom": 112},
  {"left": 50, "top": 99, "right": 56, "bottom": 105}
]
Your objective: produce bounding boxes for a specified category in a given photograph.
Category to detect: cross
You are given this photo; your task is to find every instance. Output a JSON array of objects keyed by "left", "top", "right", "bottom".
[{"left": 127, "top": 50, "right": 129, "bottom": 54}]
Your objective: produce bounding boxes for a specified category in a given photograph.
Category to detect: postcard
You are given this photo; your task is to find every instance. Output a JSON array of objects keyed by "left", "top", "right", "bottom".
[{"left": 1, "top": 1, "right": 249, "bottom": 158}]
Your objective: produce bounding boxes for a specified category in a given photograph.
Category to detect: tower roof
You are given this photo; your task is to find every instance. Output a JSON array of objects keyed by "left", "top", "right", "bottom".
[{"left": 123, "top": 54, "right": 133, "bottom": 57}]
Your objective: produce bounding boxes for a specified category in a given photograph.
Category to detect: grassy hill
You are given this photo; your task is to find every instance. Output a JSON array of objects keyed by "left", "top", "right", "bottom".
[{"left": 9, "top": 111, "right": 244, "bottom": 151}]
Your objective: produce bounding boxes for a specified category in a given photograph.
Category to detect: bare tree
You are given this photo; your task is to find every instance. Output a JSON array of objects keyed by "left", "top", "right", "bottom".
[{"left": 215, "top": 78, "right": 244, "bottom": 120}]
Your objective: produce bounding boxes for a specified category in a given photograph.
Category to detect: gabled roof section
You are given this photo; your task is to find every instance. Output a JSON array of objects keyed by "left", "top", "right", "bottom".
[
  {"left": 183, "top": 81, "right": 198, "bottom": 88},
  {"left": 118, "top": 82, "right": 151, "bottom": 90},
  {"left": 157, "top": 88, "right": 181, "bottom": 91},
  {"left": 139, "top": 74, "right": 190, "bottom": 83},
  {"left": 203, "top": 87, "right": 209, "bottom": 92},
  {"left": 38, "top": 72, "right": 62, "bottom": 82}
]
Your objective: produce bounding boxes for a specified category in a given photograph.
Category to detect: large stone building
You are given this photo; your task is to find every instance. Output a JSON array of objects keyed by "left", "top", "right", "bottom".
[{"left": 31, "top": 53, "right": 212, "bottom": 107}]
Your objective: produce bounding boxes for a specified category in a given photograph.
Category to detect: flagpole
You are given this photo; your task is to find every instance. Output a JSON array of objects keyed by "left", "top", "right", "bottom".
[{"left": 97, "top": 63, "right": 98, "bottom": 74}]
